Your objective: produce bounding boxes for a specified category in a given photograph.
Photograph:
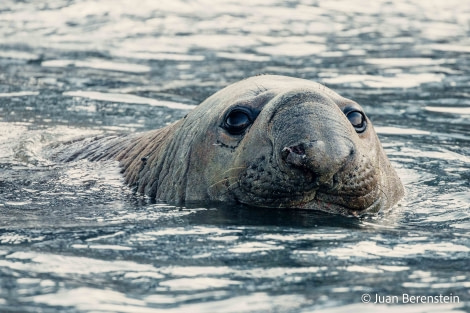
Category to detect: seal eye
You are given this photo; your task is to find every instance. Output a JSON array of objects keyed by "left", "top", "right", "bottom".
[
  {"left": 223, "top": 108, "right": 253, "bottom": 135},
  {"left": 346, "top": 110, "right": 367, "bottom": 133}
]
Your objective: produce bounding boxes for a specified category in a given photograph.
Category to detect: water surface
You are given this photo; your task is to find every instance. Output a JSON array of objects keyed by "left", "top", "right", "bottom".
[{"left": 0, "top": 0, "right": 469, "bottom": 312}]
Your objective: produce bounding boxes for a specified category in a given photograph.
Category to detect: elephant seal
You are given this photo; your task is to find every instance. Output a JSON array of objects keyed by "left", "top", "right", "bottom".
[{"left": 54, "top": 75, "right": 404, "bottom": 215}]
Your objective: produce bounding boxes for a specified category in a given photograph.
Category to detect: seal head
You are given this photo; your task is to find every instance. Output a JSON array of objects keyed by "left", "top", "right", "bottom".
[{"left": 194, "top": 76, "right": 403, "bottom": 215}]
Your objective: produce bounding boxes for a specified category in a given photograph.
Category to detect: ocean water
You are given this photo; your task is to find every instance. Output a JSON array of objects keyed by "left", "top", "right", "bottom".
[{"left": 0, "top": 0, "right": 469, "bottom": 312}]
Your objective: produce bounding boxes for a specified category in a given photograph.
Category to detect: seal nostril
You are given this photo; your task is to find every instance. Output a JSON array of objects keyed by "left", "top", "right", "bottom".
[
  {"left": 281, "top": 143, "right": 306, "bottom": 162},
  {"left": 281, "top": 147, "right": 292, "bottom": 161},
  {"left": 281, "top": 143, "right": 309, "bottom": 168},
  {"left": 290, "top": 143, "right": 305, "bottom": 155}
]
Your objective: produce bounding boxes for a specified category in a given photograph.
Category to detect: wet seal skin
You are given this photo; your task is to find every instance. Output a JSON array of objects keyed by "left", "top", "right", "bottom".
[{"left": 52, "top": 75, "right": 404, "bottom": 216}]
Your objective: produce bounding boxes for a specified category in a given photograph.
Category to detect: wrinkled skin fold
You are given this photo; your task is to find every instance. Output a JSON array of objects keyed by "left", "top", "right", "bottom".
[{"left": 52, "top": 75, "right": 404, "bottom": 216}]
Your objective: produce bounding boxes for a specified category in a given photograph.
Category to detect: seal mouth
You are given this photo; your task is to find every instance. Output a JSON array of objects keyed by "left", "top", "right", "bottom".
[
  {"left": 235, "top": 179, "right": 383, "bottom": 216},
  {"left": 236, "top": 194, "right": 383, "bottom": 216},
  {"left": 297, "top": 196, "right": 383, "bottom": 216},
  {"left": 234, "top": 156, "right": 382, "bottom": 216}
]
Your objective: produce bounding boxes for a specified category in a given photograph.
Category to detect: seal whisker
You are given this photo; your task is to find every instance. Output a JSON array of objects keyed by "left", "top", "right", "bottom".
[
  {"left": 220, "top": 167, "right": 246, "bottom": 176},
  {"left": 209, "top": 176, "right": 233, "bottom": 189},
  {"left": 209, "top": 177, "right": 240, "bottom": 198},
  {"left": 376, "top": 182, "right": 390, "bottom": 203}
]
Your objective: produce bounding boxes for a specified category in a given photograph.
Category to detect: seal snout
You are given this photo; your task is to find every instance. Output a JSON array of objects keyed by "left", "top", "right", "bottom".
[{"left": 281, "top": 140, "right": 354, "bottom": 186}]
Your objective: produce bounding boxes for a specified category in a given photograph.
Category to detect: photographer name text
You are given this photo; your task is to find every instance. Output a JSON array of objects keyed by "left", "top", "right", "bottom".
[{"left": 361, "top": 293, "right": 459, "bottom": 304}]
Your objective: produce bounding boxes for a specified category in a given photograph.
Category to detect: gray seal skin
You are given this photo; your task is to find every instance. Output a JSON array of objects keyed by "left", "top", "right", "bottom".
[{"left": 56, "top": 75, "right": 404, "bottom": 216}]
